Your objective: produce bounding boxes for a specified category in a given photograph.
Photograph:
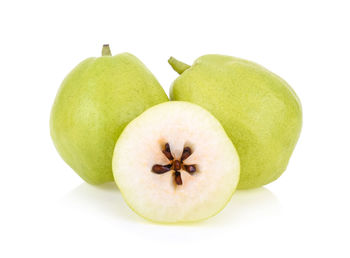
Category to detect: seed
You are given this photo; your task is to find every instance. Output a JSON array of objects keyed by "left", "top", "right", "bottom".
[
  {"left": 181, "top": 146, "right": 192, "bottom": 161},
  {"left": 174, "top": 171, "right": 183, "bottom": 185},
  {"left": 162, "top": 143, "right": 174, "bottom": 160},
  {"left": 184, "top": 164, "right": 196, "bottom": 173},
  {"left": 152, "top": 164, "right": 171, "bottom": 174}
]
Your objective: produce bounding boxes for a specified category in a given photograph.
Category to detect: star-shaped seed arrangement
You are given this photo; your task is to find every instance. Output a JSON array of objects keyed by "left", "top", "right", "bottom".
[{"left": 151, "top": 143, "right": 196, "bottom": 185}]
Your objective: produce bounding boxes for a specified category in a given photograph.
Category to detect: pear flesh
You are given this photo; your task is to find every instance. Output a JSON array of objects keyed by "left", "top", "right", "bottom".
[
  {"left": 112, "top": 101, "right": 240, "bottom": 223},
  {"left": 169, "top": 55, "right": 302, "bottom": 189},
  {"left": 50, "top": 45, "right": 168, "bottom": 184}
]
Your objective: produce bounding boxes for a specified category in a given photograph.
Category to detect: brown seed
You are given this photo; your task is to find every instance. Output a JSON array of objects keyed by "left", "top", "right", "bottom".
[
  {"left": 162, "top": 143, "right": 174, "bottom": 160},
  {"left": 174, "top": 171, "right": 183, "bottom": 185},
  {"left": 152, "top": 164, "right": 171, "bottom": 174},
  {"left": 174, "top": 160, "right": 181, "bottom": 171},
  {"left": 184, "top": 164, "right": 196, "bottom": 173},
  {"left": 181, "top": 146, "right": 192, "bottom": 161}
]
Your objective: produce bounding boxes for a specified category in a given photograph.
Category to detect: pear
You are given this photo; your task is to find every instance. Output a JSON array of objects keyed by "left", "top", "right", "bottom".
[
  {"left": 50, "top": 45, "right": 168, "bottom": 184},
  {"left": 168, "top": 55, "right": 302, "bottom": 189},
  {"left": 113, "top": 101, "right": 240, "bottom": 223}
]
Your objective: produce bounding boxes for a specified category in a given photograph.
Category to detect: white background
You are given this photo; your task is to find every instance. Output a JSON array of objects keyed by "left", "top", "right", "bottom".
[{"left": 1, "top": 0, "right": 349, "bottom": 257}]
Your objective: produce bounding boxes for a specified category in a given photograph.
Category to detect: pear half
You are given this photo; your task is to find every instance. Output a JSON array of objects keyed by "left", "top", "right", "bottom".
[
  {"left": 50, "top": 45, "right": 168, "bottom": 184},
  {"left": 112, "top": 101, "right": 240, "bottom": 223},
  {"left": 169, "top": 55, "right": 302, "bottom": 189}
]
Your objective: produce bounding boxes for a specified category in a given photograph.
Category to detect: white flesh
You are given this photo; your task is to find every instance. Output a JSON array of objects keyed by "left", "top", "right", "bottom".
[{"left": 113, "top": 101, "right": 240, "bottom": 223}]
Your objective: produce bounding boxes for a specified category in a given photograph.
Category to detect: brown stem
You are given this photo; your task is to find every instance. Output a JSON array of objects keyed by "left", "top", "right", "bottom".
[{"left": 102, "top": 44, "right": 112, "bottom": 56}]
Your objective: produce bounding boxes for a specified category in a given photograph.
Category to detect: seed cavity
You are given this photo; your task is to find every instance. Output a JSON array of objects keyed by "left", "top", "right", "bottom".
[{"left": 151, "top": 143, "right": 197, "bottom": 186}]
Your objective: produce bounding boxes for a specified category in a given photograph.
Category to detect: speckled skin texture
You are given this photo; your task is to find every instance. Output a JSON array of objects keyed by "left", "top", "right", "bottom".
[
  {"left": 50, "top": 53, "right": 168, "bottom": 184},
  {"left": 170, "top": 55, "right": 302, "bottom": 189}
]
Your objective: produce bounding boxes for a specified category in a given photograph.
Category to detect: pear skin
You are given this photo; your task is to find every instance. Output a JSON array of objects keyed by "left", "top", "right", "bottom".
[
  {"left": 169, "top": 55, "right": 302, "bottom": 189},
  {"left": 50, "top": 45, "right": 168, "bottom": 184}
]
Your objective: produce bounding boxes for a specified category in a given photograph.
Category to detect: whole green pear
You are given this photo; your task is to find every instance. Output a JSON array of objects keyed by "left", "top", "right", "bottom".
[
  {"left": 168, "top": 55, "right": 302, "bottom": 189},
  {"left": 50, "top": 45, "right": 168, "bottom": 184}
]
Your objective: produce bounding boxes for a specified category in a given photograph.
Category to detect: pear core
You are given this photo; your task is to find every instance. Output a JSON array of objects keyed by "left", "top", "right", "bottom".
[{"left": 151, "top": 143, "right": 197, "bottom": 186}]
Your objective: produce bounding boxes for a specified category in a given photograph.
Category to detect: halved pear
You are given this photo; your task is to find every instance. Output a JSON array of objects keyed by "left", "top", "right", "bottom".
[{"left": 112, "top": 101, "right": 240, "bottom": 223}]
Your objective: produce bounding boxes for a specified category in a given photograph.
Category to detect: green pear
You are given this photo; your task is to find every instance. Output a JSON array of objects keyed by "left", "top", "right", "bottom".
[
  {"left": 168, "top": 55, "right": 302, "bottom": 189},
  {"left": 50, "top": 45, "right": 168, "bottom": 184}
]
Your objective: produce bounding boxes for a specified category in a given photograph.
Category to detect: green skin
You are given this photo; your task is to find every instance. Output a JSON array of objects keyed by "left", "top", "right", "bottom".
[
  {"left": 169, "top": 55, "right": 302, "bottom": 189},
  {"left": 50, "top": 45, "right": 168, "bottom": 184}
]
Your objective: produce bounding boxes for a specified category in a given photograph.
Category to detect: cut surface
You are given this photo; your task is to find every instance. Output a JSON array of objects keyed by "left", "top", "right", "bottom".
[{"left": 112, "top": 101, "right": 240, "bottom": 223}]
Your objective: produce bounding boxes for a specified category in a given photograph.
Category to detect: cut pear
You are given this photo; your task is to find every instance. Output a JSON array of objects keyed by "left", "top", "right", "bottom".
[{"left": 112, "top": 101, "right": 240, "bottom": 223}]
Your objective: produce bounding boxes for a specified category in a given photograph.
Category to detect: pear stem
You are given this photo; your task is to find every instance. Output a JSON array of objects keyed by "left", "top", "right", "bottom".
[
  {"left": 168, "top": 57, "right": 191, "bottom": 74},
  {"left": 102, "top": 44, "right": 112, "bottom": 56}
]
